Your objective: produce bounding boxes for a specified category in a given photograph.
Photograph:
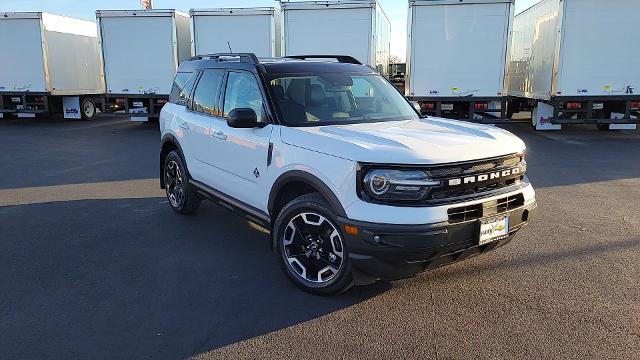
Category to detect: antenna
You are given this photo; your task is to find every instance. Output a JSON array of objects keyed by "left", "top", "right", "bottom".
[{"left": 227, "top": 41, "right": 233, "bottom": 53}]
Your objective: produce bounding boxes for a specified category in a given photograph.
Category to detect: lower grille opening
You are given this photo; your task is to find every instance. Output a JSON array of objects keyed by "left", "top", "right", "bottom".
[
  {"left": 448, "top": 193, "right": 525, "bottom": 223},
  {"left": 447, "top": 204, "right": 483, "bottom": 223}
]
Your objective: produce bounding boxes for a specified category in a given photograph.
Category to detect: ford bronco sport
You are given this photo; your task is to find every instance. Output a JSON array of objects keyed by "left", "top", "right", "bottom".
[{"left": 159, "top": 53, "right": 536, "bottom": 295}]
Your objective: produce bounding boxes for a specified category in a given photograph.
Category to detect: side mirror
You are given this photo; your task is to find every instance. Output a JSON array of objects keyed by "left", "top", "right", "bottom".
[{"left": 227, "top": 108, "right": 263, "bottom": 128}]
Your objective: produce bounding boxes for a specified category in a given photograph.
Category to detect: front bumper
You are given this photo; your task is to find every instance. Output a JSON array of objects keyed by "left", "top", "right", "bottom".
[{"left": 337, "top": 201, "right": 537, "bottom": 282}]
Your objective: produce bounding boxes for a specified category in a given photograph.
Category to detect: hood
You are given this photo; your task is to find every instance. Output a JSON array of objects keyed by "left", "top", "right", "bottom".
[{"left": 280, "top": 117, "right": 526, "bottom": 164}]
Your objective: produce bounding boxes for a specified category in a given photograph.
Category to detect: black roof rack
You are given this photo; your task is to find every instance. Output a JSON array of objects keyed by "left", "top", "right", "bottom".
[
  {"left": 190, "top": 53, "right": 259, "bottom": 64},
  {"left": 284, "top": 55, "right": 362, "bottom": 65}
]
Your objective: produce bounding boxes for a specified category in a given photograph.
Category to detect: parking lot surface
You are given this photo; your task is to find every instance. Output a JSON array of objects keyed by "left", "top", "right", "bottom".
[{"left": 1, "top": 116, "right": 639, "bottom": 359}]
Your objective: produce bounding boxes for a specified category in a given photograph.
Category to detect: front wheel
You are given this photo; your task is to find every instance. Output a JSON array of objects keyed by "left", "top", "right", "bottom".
[{"left": 274, "top": 193, "right": 353, "bottom": 295}]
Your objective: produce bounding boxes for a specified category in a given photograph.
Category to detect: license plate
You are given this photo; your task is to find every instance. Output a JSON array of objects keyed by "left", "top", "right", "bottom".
[
  {"left": 478, "top": 215, "right": 509, "bottom": 245},
  {"left": 441, "top": 103, "right": 454, "bottom": 111},
  {"left": 132, "top": 101, "right": 144, "bottom": 108},
  {"left": 11, "top": 97, "right": 21, "bottom": 103}
]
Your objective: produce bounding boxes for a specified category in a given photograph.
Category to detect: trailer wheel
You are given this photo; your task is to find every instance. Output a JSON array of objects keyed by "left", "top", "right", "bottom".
[{"left": 81, "top": 97, "right": 97, "bottom": 121}]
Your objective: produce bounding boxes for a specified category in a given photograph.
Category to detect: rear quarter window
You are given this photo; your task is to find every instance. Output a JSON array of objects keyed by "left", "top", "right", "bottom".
[{"left": 169, "top": 72, "right": 196, "bottom": 106}]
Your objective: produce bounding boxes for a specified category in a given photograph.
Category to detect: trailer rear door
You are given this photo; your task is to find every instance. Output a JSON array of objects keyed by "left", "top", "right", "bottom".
[
  {"left": 99, "top": 15, "right": 176, "bottom": 95},
  {"left": 556, "top": 0, "right": 640, "bottom": 97},
  {"left": 409, "top": 1, "right": 512, "bottom": 98},
  {"left": 192, "top": 11, "right": 276, "bottom": 57},
  {"left": 284, "top": 7, "right": 372, "bottom": 66},
  {"left": 0, "top": 17, "right": 48, "bottom": 93}
]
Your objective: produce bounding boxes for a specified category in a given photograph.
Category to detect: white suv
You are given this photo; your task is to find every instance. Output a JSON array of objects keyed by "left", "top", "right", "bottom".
[{"left": 159, "top": 54, "right": 537, "bottom": 295}]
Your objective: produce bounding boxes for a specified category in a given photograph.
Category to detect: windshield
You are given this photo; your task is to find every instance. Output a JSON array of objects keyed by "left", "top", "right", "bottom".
[{"left": 267, "top": 73, "right": 419, "bottom": 126}]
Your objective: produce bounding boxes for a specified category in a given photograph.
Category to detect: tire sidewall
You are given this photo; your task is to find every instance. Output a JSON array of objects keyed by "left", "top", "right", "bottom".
[{"left": 274, "top": 195, "right": 353, "bottom": 295}]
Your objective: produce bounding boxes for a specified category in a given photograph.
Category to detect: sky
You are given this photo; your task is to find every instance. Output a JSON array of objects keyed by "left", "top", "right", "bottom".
[{"left": 0, "top": 0, "right": 540, "bottom": 61}]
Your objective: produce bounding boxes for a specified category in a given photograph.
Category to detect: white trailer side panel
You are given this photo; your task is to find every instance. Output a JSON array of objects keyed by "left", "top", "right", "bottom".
[
  {"left": 374, "top": 5, "right": 391, "bottom": 75},
  {"left": 192, "top": 9, "right": 279, "bottom": 57},
  {"left": 556, "top": 0, "right": 640, "bottom": 97},
  {"left": 408, "top": 0, "right": 513, "bottom": 98},
  {"left": 42, "top": 13, "right": 103, "bottom": 95},
  {"left": 284, "top": 7, "right": 373, "bottom": 66},
  {"left": 506, "top": 0, "right": 559, "bottom": 100},
  {"left": 98, "top": 12, "right": 187, "bottom": 95},
  {"left": 0, "top": 17, "right": 48, "bottom": 93}
]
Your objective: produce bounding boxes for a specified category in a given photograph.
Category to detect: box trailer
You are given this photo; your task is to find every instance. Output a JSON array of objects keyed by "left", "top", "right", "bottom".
[
  {"left": 191, "top": 8, "right": 281, "bottom": 57},
  {"left": 506, "top": 0, "right": 640, "bottom": 130},
  {"left": 96, "top": 9, "right": 190, "bottom": 120},
  {"left": 406, "top": 0, "right": 514, "bottom": 122},
  {"left": 281, "top": 0, "right": 391, "bottom": 75},
  {"left": 0, "top": 12, "right": 103, "bottom": 120}
]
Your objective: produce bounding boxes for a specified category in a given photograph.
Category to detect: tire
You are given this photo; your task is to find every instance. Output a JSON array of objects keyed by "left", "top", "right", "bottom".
[
  {"left": 80, "top": 97, "right": 97, "bottom": 121},
  {"left": 597, "top": 124, "right": 610, "bottom": 131},
  {"left": 273, "top": 193, "right": 353, "bottom": 295},
  {"left": 163, "top": 150, "right": 201, "bottom": 214}
]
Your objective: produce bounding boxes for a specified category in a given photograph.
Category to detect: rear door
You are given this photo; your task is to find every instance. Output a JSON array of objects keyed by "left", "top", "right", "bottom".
[{"left": 183, "top": 69, "right": 225, "bottom": 182}]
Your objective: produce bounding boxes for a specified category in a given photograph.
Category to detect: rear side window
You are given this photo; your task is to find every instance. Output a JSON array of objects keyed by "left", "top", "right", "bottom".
[
  {"left": 192, "top": 69, "right": 224, "bottom": 116},
  {"left": 170, "top": 72, "right": 196, "bottom": 105}
]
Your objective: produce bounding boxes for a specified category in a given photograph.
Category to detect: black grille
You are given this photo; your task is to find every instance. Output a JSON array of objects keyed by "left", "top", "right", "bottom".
[
  {"left": 448, "top": 194, "right": 525, "bottom": 223},
  {"left": 426, "top": 155, "right": 522, "bottom": 179},
  {"left": 426, "top": 154, "right": 526, "bottom": 203}
]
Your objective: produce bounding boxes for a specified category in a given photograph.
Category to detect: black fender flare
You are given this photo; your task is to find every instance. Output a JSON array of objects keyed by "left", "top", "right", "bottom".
[
  {"left": 268, "top": 170, "right": 347, "bottom": 218},
  {"left": 159, "top": 134, "right": 188, "bottom": 189}
]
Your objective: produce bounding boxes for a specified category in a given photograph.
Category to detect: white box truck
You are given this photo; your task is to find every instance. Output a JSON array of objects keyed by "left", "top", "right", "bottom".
[
  {"left": 191, "top": 8, "right": 281, "bottom": 57},
  {"left": 506, "top": 0, "right": 640, "bottom": 130},
  {"left": 0, "top": 12, "right": 103, "bottom": 120},
  {"left": 405, "top": 0, "right": 514, "bottom": 121},
  {"left": 280, "top": 0, "right": 391, "bottom": 75},
  {"left": 96, "top": 9, "right": 190, "bottom": 120}
]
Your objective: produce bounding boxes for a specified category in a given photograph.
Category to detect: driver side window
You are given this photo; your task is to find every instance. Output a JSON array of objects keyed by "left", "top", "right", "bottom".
[{"left": 223, "top": 71, "right": 264, "bottom": 122}]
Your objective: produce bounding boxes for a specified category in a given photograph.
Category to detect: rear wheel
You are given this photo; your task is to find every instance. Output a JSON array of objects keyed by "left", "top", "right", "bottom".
[
  {"left": 163, "top": 151, "right": 200, "bottom": 214},
  {"left": 274, "top": 193, "right": 353, "bottom": 295},
  {"left": 81, "top": 97, "right": 97, "bottom": 121}
]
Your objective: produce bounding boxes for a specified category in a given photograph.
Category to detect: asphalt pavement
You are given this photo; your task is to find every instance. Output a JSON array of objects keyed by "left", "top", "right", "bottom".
[{"left": 1, "top": 116, "right": 639, "bottom": 359}]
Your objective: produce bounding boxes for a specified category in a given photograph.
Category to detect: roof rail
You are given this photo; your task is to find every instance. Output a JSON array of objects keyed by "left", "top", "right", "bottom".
[
  {"left": 190, "top": 53, "right": 259, "bottom": 64},
  {"left": 284, "top": 55, "right": 362, "bottom": 65}
]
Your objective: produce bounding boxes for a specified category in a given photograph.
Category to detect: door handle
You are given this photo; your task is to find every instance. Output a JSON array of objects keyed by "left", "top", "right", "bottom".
[{"left": 213, "top": 130, "right": 227, "bottom": 141}]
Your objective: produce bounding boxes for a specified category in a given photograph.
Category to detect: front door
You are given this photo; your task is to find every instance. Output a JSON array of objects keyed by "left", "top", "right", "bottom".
[{"left": 205, "top": 70, "right": 273, "bottom": 210}]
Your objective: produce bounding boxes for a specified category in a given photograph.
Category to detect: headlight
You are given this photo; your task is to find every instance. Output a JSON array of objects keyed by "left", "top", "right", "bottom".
[{"left": 362, "top": 169, "right": 440, "bottom": 202}]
